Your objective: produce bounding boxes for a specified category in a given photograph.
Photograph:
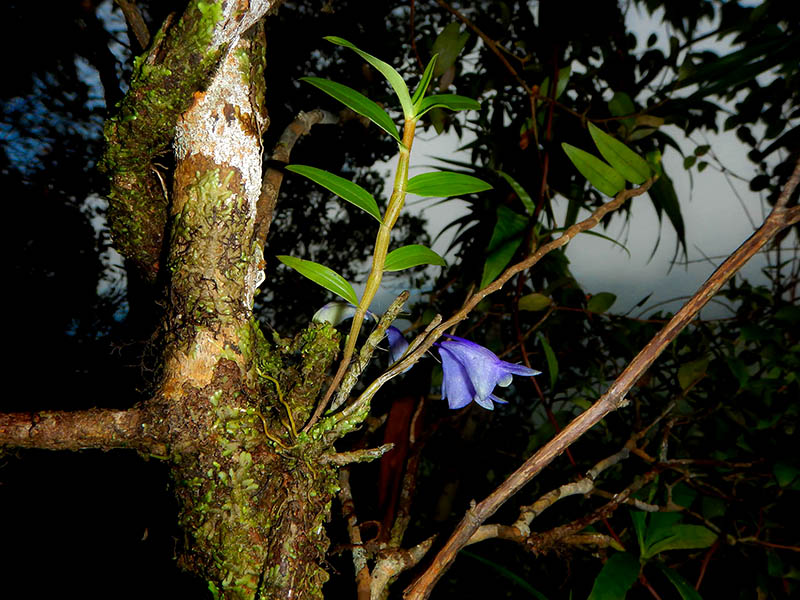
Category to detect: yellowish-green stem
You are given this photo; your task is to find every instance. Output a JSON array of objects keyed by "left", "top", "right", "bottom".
[{"left": 303, "top": 118, "right": 417, "bottom": 431}]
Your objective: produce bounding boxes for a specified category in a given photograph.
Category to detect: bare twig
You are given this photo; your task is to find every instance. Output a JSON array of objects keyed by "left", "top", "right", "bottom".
[{"left": 255, "top": 109, "right": 338, "bottom": 246}]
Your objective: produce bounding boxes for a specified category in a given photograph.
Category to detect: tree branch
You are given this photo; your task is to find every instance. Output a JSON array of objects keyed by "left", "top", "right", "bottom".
[{"left": 0, "top": 407, "right": 163, "bottom": 454}]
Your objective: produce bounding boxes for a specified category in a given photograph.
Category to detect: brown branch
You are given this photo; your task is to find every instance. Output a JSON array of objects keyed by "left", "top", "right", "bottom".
[
  {"left": 338, "top": 468, "right": 372, "bottom": 600},
  {"left": 114, "top": 0, "right": 151, "bottom": 50},
  {"left": 403, "top": 159, "right": 800, "bottom": 599},
  {"left": 0, "top": 407, "right": 163, "bottom": 454},
  {"left": 255, "top": 109, "right": 339, "bottom": 247}
]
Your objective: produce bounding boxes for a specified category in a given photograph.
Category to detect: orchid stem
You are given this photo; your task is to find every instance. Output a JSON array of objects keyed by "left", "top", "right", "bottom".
[{"left": 303, "top": 118, "right": 417, "bottom": 432}]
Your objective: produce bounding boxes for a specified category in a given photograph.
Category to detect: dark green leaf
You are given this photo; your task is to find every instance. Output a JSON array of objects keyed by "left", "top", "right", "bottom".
[
  {"left": 416, "top": 94, "right": 480, "bottom": 118},
  {"left": 678, "top": 357, "right": 709, "bottom": 390},
  {"left": 537, "top": 332, "right": 558, "bottom": 390},
  {"left": 519, "top": 293, "right": 551, "bottom": 312},
  {"left": 631, "top": 511, "right": 648, "bottom": 554},
  {"left": 407, "top": 171, "right": 492, "bottom": 197},
  {"left": 479, "top": 206, "right": 527, "bottom": 288},
  {"left": 609, "top": 91, "right": 636, "bottom": 132},
  {"left": 587, "top": 292, "right": 617, "bottom": 314},
  {"left": 539, "top": 67, "right": 571, "bottom": 101},
  {"left": 461, "top": 551, "right": 549, "bottom": 599},
  {"left": 431, "top": 23, "right": 470, "bottom": 77},
  {"left": 587, "top": 553, "right": 640, "bottom": 600},
  {"left": 324, "top": 36, "right": 413, "bottom": 118},
  {"left": 648, "top": 171, "right": 687, "bottom": 256},
  {"left": 496, "top": 170, "right": 535, "bottom": 215},
  {"left": 588, "top": 123, "right": 651, "bottom": 184},
  {"left": 286, "top": 165, "right": 381, "bottom": 222},
  {"left": 562, "top": 143, "right": 625, "bottom": 196},
  {"left": 773, "top": 462, "right": 800, "bottom": 488},
  {"left": 643, "top": 525, "right": 716, "bottom": 558},
  {"left": 657, "top": 565, "right": 704, "bottom": 600},
  {"left": 384, "top": 244, "right": 446, "bottom": 271},
  {"left": 300, "top": 77, "right": 399, "bottom": 140},
  {"left": 411, "top": 54, "right": 438, "bottom": 106},
  {"left": 276, "top": 255, "right": 358, "bottom": 306}
]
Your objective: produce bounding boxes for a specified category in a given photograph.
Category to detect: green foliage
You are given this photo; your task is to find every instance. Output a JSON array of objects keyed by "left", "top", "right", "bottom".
[
  {"left": 406, "top": 171, "right": 492, "bottom": 197},
  {"left": 300, "top": 76, "right": 400, "bottom": 140},
  {"left": 383, "top": 244, "right": 446, "bottom": 271},
  {"left": 276, "top": 255, "right": 358, "bottom": 305},
  {"left": 479, "top": 205, "right": 528, "bottom": 288},
  {"left": 286, "top": 164, "right": 382, "bottom": 222},
  {"left": 587, "top": 552, "right": 640, "bottom": 600},
  {"left": 562, "top": 143, "right": 626, "bottom": 197},
  {"left": 325, "top": 35, "right": 414, "bottom": 119}
]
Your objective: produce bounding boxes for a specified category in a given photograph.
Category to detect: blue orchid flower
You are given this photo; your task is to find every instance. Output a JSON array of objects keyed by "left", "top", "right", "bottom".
[{"left": 436, "top": 335, "right": 540, "bottom": 410}]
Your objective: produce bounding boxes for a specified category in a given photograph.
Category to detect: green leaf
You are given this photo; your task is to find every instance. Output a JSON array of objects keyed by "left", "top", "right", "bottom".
[
  {"left": 286, "top": 165, "right": 382, "bottom": 222},
  {"left": 276, "top": 255, "right": 358, "bottom": 306},
  {"left": 587, "top": 292, "right": 617, "bottom": 314},
  {"left": 407, "top": 171, "right": 492, "bottom": 197},
  {"left": 678, "top": 357, "right": 709, "bottom": 390},
  {"left": 432, "top": 23, "right": 470, "bottom": 77},
  {"left": 519, "top": 293, "right": 551, "bottom": 312},
  {"left": 648, "top": 171, "right": 687, "bottom": 256},
  {"left": 608, "top": 91, "right": 636, "bottom": 132},
  {"left": 496, "top": 170, "right": 535, "bottom": 215},
  {"left": 384, "top": 244, "right": 446, "bottom": 271},
  {"left": 415, "top": 94, "right": 480, "bottom": 118},
  {"left": 411, "top": 54, "right": 438, "bottom": 106},
  {"left": 643, "top": 525, "right": 716, "bottom": 558},
  {"left": 773, "top": 462, "right": 800, "bottom": 488},
  {"left": 587, "top": 552, "right": 640, "bottom": 600},
  {"left": 562, "top": 143, "right": 625, "bottom": 197},
  {"left": 537, "top": 332, "right": 558, "bottom": 390},
  {"left": 480, "top": 206, "right": 528, "bottom": 288},
  {"left": 588, "top": 122, "right": 651, "bottom": 184},
  {"left": 539, "top": 66, "right": 571, "bottom": 101},
  {"left": 657, "top": 565, "right": 704, "bottom": 600},
  {"left": 631, "top": 511, "right": 648, "bottom": 555},
  {"left": 300, "top": 77, "right": 399, "bottom": 141},
  {"left": 324, "top": 36, "right": 414, "bottom": 119},
  {"left": 460, "top": 551, "right": 549, "bottom": 600}
]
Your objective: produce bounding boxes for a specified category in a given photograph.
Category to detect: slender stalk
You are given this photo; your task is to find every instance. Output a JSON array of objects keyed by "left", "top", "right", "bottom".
[{"left": 303, "top": 118, "right": 418, "bottom": 431}]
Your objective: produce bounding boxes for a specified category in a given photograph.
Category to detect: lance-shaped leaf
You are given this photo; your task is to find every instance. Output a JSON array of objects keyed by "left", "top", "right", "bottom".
[
  {"left": 325, "top": 36, "right": 414, "bottom": 119},
  {"left": 411, "top": 54, "right": 438, "bottom": 106},
  {"left": 657, "top": 566, "right": 703, "bottom": 600},
  {"left": 562, "top": 143, "right": 625, "bottom": 196},
  {"left": 384, "top": 244, "right": 446, "bottom": 271},
  {"left": 277, "top": 255, "right": 359, "bottom": 306},
  {"left": 480, "top": 205, "right": 527, "bottom": 288},
  {"left": 588, "top": 122, "right": 652, "bottom": 184},
  {"left": 407, "top": 171, "right": 492, "bottom": 197},
  {"left": 300, "top": 77, "right": 400, "bottom": 141},
  {"left": 286, "top": 164, "right": 382, "bottom": 222},
  {"left": 415, "top": 94, "right": 480, "bottom": 118},
  {"left": 587, "top": 553, "right": 640, "bottom": 600},
  {"left": 537, "top": 332, "right": 558, "bottom": 390},
  {"left": 643, "top": 524, "right": 717, "bottom": 559},
  {"left": 495, "top": 170, "right": 535, "bottom": 215}
]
